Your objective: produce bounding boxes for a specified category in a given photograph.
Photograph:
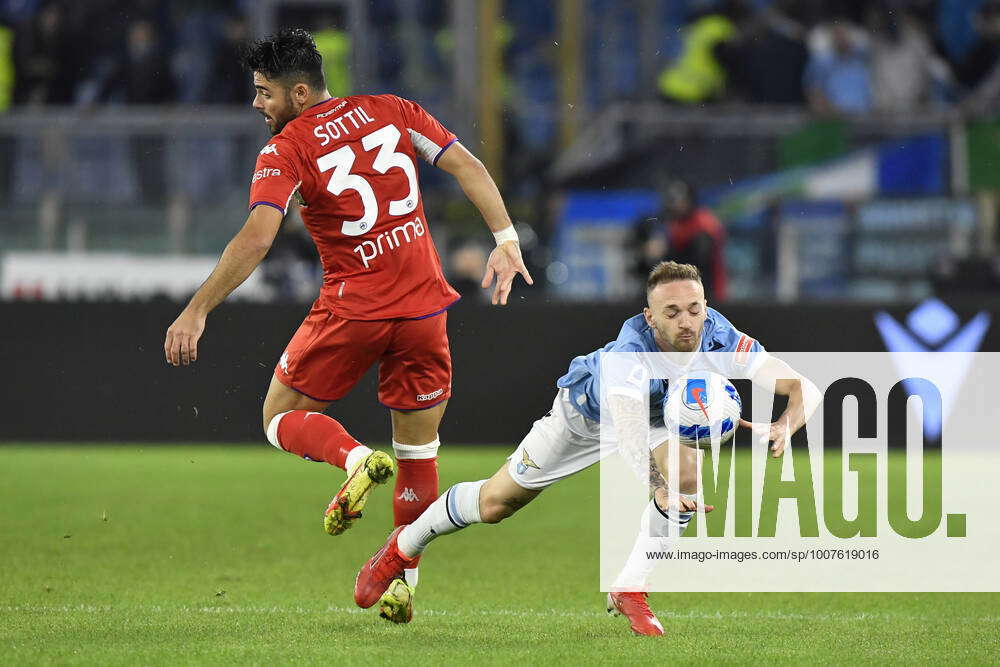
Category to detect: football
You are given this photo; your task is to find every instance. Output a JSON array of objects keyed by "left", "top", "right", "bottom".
[{"left": 662, "top": 373, "right": 742, "bottom": 448}]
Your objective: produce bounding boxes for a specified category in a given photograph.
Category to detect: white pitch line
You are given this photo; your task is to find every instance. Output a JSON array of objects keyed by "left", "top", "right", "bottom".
[{"left": 1, "top": 603, "right": 997, "bottom": 624}]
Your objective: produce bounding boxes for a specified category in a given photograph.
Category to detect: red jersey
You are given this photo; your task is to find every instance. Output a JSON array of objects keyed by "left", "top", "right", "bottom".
[{"left": 248, "top": 94, "right": 461, "bottom": 320}]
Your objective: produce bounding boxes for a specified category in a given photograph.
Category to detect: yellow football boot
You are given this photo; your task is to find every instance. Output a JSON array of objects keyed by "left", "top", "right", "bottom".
[{"left": 324, "top": 450, "right": 394, "bottom": 536}]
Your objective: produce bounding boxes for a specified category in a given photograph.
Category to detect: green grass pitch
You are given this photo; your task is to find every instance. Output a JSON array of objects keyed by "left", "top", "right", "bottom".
[{"left": 1, "top": 444, "right": 997, "bottom": 665}]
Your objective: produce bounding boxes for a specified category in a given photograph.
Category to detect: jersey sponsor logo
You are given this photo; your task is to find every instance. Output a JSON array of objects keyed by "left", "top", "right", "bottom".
[
  {"left": 353, "top": 216, "right": 426, "bottom": 268},
  {"left": 315, "top": 99, "right": 349, "bottom": 118},
  {"left": 260, "top": 143, "right": 279, "bottom": 156},
  {"left": 416, "top": 387, "right": 444, "bottom": 402},
  {"left": 516, "top": 449, "right": 540, "bottom": 475},
  {"left": 251, "top": 167, "right": 282, "bottom": 183},
  {"left": 397, "top": 487, "right": 420, "bottom": 502},
  {"left": 734, "top": 334, "right": 754, "bottom": 366}
]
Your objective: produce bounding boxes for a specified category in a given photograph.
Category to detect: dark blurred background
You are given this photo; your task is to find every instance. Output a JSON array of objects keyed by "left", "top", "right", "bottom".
[{"left": 1, "top": 0, "right": 997, "bottom": 443}]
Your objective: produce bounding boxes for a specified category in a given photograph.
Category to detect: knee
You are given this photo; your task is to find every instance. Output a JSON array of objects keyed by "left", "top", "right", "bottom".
[
  {"left": 262, "top": 408, "right": 286, "bottom": 446},
  {"left": 262, "top": 407, "right": 275, "bottom": 438}
]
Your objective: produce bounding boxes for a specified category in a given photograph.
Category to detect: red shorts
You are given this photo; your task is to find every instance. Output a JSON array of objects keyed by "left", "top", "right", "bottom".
[{"left": 274, "top": 301, "right": 452, "bottom": 410}]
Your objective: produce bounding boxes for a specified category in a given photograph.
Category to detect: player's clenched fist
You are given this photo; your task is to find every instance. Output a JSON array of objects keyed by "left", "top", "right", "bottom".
[{"left": 164, "top": 308, "right": 206, "bottom": 367}]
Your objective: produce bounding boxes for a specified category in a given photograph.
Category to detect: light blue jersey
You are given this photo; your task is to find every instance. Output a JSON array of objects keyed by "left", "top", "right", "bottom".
[{"left": 555, "top": 309, "right": 765, "bottom": 422}]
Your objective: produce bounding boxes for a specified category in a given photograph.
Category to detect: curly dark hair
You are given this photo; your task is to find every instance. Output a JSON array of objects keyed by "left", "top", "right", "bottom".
[{"left": 239, "top": 27, "right": 325, "bottom": 90}]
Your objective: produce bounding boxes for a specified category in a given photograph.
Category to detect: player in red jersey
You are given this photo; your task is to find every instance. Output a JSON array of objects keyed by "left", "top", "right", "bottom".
[{"left": 163, "top": 28, "right": 532, "bottom": 618}]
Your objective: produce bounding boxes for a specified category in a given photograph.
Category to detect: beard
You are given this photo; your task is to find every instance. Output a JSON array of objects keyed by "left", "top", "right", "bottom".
[
  {"left": 670, "top": 337, "right": 698, "bottom": 352},
  {"left": 267, "top": 111, "right": 293, "bottom": 135},
  {"left": 264, "top": 92, "right": 298, "bottom": 135}
]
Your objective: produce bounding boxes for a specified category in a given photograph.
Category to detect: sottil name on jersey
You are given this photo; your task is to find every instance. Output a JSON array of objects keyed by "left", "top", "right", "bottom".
[
  {"left": 313, "top": 106, "right": 376, "bottom": 145},
  {"left": 353, "top": 216, "right": 425, "bottom": 268}
]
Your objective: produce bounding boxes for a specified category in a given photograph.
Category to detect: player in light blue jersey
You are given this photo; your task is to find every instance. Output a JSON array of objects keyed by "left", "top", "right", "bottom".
[
  {"left": 354, "top": 261, "right": 815, "bottom": 634},
  {"left": 557, "top": 299, "right": 767, "bottom": 425}
]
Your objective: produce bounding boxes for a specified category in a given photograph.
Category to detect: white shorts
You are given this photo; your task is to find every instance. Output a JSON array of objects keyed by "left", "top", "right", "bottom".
[{"left": 506, "top": 388, "right": 672, "bottom": 490}]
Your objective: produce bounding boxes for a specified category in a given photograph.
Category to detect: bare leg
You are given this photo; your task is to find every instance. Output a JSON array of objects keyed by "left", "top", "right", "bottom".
[
  {"left": 389, "top": 400, "right": 448, "bottom": 446},
  {"left": 262, "top": 375, "right": 329, "bottom": 433},
  {"left": 478, "top": 463, "right": 542, "bottom": 523}
]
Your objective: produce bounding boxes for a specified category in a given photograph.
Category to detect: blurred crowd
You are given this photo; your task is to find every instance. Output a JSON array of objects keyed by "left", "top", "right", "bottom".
[
  {"left": 1, "top": 0, "right": 1000, "bottom": 114},
  {"left": 1, "top": 0, "right": 255, "bottom": 106},
  {"left": 1, "top": 0, "right": 997, "bottom": 304},
  {"left": 660, "top": 0, "right": 1000, "bottom": 115}
]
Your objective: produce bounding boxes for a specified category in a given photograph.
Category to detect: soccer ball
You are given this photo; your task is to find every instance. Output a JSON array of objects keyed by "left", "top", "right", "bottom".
[{"left": 662, "top": 373, "right": 742, "bottom": 448}]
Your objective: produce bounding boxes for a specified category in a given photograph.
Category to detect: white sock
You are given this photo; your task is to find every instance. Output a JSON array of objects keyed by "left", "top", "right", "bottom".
[
  {"left": 344, "top": 445, "right": 373, "bottom": 474},
  {"left": 392, "top": 438, "right": 440, "bottom": 459},
  {"left": 397, "top": 479, "right": 486, "bottom": 558},
  {"left": 612, "top": 493, "right": 695, "bottom": 591}
]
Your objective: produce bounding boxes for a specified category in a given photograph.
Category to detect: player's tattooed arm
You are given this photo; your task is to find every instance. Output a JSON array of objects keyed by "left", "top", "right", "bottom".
[
  {"left": 607, "top": 392, "right": 653, "bottom": 486},
  {"left": 610, "top": 392, "right": 711, "bottom": 514},
  {"left": 649, "top": 458, "right": 668, "bottom": 494}
]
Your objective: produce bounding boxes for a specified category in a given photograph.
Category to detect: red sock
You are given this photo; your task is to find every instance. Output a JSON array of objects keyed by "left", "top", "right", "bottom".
[
  {"left": 393, "top": 457, "right": 439, "bottom": 527},
  {"left": 273, "top": 410, "right": 364, "bottom": 470}
]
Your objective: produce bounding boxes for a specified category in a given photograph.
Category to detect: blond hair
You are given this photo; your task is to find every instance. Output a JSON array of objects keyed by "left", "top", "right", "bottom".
[{"left": 646, "top": 261, "right": 702, "bottom": 293}]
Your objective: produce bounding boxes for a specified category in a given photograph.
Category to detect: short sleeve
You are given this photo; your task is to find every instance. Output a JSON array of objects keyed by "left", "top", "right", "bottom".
[
  {"left": 706, "top": 313, "right": 769, "bottom": 378},
  {"left": 734, "top": 333, "right": 768, "bottom": 377},
  {"left": 248, "top": 139, "right": 302, "bottom": 215},
  {"left": 603, "top": 344, "right": 651, "bottom": 403},
  {"left": 394, "top": 96, "right": 458, "bottom": 165}
]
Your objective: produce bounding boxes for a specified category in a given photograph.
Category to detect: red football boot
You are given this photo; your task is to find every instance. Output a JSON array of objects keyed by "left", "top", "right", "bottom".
[
  {"left": 607, "top": 591, "right": 665, "bottom": 636},
  {"left": 355, "top": 526, "right": 416, "bottom": 608}
]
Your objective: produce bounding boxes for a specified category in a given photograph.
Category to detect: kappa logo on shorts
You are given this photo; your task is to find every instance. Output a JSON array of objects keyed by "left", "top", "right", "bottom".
[
  {"left": 516, "top": 449, "right": 540, "bottom": 475},
  {"left": 416, "top": 388, "right": 444, "bottom": 402},
  {"left": 279, "top": 351, "right": 290, "bottom": 375}
]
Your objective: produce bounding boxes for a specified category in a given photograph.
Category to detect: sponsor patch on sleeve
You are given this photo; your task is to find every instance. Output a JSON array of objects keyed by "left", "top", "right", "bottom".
[{"left": 734, "top": 334, "right": 755, "bottom": 366}]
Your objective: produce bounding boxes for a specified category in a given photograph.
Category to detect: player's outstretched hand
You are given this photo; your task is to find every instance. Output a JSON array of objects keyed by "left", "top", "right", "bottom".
[
  {"left": 654, "top": 487, "right": 714, "bottom": 514},
  {"left": 739, "top": 418, "right": 790, "bottom": 458},
  {"left": 482, "top": 241, "right": 534, "bottom": 306},
  {"left": 164, "top": 308, "right": 206, "bottom": 367}
]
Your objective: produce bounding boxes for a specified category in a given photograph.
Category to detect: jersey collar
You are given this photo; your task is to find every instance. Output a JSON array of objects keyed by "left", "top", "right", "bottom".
[{"left": 304, "top": 97, "right": 339, "bottom": 117}]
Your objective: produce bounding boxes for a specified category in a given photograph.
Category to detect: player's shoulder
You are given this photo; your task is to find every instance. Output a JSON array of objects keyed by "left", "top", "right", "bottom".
[
  {"left": 359, "top": 93, "right": 441, "bottom": 121},
  {"left": 612, "top": 313, "right": 655, "bottom": 352},
  {"left": 254, "top": 133, "right": 302, "bottom": 166},
  {"left": 348, "top": 93, "right": 408, "bottom": 113},
  {"left": 702, "top": 307, "right": 761, "bottom": 351},
  {"left": 356, "top": 93, "right": 405, "bottom": 104}
]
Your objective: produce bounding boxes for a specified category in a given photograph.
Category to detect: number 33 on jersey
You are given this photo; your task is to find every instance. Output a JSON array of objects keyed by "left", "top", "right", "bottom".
[{"left": 249, "top": 94, "right": 461, "bottom": 321}]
